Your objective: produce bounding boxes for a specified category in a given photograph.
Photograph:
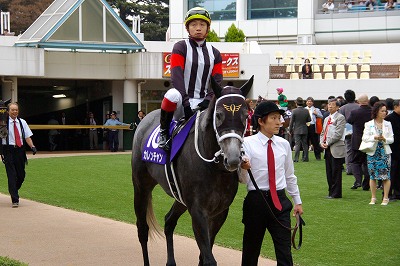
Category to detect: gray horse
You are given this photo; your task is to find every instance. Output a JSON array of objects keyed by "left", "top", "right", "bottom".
[{"left": 132, "top": 77, "right": 253, "bottom": 266}]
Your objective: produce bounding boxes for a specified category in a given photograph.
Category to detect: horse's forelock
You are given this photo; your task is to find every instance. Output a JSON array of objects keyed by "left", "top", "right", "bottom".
[{"left": 221, "top": 86, "right": 242, "bottom": 96}]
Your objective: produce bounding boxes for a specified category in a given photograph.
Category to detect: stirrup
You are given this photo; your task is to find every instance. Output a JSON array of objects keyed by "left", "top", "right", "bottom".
[{"left": 158, "top": 138, "right": 171, "bottom": 151}]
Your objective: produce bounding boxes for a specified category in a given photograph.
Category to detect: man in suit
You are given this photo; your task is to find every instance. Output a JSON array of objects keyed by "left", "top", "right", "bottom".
[
  {"left": 289, "top": 97, "right": 311, "bottom": 162},
  {"left": 320, "top": 98, "right": 346, "bottom": 198},
  {"left": 305, "top": 97, "right": 323, "bottom": 160},
  {"left": 385, "top": 99, "right": 400, "bottom": 201},
  {"left": 339, "top": 90, "right": 359, "bottom": 176},
  {"left": 347, "top": 94, "right": 371, "bottom": 190}
]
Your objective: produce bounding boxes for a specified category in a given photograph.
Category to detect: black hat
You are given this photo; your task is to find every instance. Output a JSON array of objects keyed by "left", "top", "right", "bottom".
[
  {"left": 295, "top": 97, "right": 304, "bottom": 106},
  {"left": 254, "top": 101, "right": 285, "bottom": 118},
  {"left": 111, "top": 111, "right": 117, "bottom": 116}
]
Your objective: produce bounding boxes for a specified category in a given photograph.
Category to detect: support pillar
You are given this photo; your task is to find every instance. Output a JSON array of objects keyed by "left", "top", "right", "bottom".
[
  {"left": 1, "top": 76, "right": 18, "bottom": 102},
  {"left": 122, "top": 79, "right": 138, "bottom": 150}
]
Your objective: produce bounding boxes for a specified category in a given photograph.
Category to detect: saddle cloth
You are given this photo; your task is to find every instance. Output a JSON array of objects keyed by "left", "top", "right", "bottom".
[{"left": 142, "top": 114, "right": 197, "bottom": 165}]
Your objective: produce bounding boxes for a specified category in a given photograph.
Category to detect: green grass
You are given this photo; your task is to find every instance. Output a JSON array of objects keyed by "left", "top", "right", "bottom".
[
  {"left": 0, "top": 256, "right": 27, "bottom": 266},
  {"left": 0, "top": 154, "right": 399, "bottom": 265}
]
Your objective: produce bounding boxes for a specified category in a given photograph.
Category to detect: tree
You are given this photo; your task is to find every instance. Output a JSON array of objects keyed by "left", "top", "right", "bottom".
[
  {"left": 4, "top": 0, "right": 53, "bottom": 35},
  {"left": 224, "top": 23, "right": 246, "bottom": 42},
  {"left": 107, "top": 0, "right": 169, "bottom": 41},
  {"left": 206, "top": 29, "right": 220, "bottom": 42}
]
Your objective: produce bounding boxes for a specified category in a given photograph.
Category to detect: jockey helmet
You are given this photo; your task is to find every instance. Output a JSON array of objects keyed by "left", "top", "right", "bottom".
[{"left": 184, "top": 7, "right": 211, "bottom": 27}]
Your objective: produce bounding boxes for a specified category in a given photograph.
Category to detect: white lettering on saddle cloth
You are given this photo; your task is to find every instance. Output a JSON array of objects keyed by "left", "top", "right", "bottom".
[{"left": 142, "top": 125, "right": 167, "bottom": 164}]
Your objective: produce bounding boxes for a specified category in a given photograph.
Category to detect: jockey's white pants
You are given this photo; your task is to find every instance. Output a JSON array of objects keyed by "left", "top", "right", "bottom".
[{"left": 164, "top": 88, "right": 204, "bottom": 120}]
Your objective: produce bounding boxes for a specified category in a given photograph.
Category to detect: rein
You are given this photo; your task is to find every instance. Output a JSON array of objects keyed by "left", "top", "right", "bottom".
[{"left": 247, "top": 168, "right": 305, "bottom": 250}]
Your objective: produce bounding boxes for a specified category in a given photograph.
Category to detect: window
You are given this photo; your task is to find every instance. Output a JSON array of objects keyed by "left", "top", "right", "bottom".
[
  {"left": 188, "top": 0, "right": 236, "bottom": 21},
  {"left": 247, "top": 0, "right": 298, "bottom": 19}
]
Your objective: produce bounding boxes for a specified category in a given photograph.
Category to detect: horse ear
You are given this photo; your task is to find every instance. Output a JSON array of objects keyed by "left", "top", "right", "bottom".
[
  {"left": 240, "top": 75, "right": 254, "bottom": 97},
  {"left": 211, "top": 76, "right": 223, "bottom": 99}
]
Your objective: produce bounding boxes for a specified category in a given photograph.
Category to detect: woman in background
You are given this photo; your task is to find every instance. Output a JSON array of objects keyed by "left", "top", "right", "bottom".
[
  {"left": 301, "top": 58, "right": 313, "bottom": 79},
  {"left": 362, "top": 102, "right": 394, "bottom": 205}
]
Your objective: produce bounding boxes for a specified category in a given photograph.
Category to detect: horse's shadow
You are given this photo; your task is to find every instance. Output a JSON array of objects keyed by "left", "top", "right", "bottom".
[{"left": 132, "top": 77, "right": 253, "bottom": 266}]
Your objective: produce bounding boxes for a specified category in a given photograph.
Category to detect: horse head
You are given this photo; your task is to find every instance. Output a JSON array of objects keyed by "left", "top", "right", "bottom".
[
  {"left": 210, "top": 76, "right": 253, "bottom": 172},
  {"left": 0, "top": 99, "right": 10, "bottom": 139}
]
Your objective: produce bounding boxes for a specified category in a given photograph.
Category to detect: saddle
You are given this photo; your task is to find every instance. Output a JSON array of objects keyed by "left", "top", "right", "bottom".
[{"left": 142, "top": 113, "right": 197, "bottom": 165}]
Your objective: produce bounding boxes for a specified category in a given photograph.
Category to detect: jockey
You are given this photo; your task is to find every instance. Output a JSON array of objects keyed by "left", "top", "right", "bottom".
[
  {"left": 276, "top": 87, "right": 288, "bottom": 111},
  {"left": 158, "top": 7, "right": 223, "bottom": 151}
]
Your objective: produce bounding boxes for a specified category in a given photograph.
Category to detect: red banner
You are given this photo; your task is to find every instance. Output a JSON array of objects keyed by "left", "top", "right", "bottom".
[
  {"left": 162, "top": 52, "right": 240, "bottom": 78},
  {"left": 221, "top": 53, "right": 240, "bottom": 78}
]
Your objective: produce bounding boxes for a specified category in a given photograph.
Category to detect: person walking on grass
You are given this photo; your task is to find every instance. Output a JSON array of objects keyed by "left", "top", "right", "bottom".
[
  {"left": 1, "top": 102, "right": 37, "bottom": 208},
  {"left": 239, "top": 101, "right": 303, "bottom": 266}
]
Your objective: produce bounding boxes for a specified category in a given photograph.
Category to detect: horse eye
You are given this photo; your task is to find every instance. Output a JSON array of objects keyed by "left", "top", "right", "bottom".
[{"left": 215, "top": 111, "right": 224, "bottom": 128}]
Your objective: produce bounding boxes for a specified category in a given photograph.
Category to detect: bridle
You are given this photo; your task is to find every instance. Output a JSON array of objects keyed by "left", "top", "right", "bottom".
[{"left": 195, "top": 93, "right": 247, "bottom": 164}]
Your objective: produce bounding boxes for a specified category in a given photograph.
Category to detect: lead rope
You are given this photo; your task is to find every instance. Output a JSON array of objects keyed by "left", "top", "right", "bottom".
[
  {"left": 247, "top": 168, "right": 305, "bottom": 250},
  {"left": 194, "top": 110, "right": 222, "bottom": 163}
]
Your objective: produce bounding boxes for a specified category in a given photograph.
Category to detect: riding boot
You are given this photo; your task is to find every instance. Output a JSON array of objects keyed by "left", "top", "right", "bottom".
[{"left": 158, "top": 109, "right": 174, "bottom": 151}]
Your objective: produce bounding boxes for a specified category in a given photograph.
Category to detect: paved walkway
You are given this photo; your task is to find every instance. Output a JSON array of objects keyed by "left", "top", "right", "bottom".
[{"left": 0, "top": 151, "right": 275, "bottom": 265}]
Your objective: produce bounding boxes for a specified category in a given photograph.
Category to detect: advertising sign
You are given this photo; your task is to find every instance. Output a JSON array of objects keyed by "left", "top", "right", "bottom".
[{"left": 162, "top": 52, "right": 240, "bottom": 78}]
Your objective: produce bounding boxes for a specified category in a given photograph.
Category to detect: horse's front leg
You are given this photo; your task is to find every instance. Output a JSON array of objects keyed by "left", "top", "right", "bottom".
[
  {"left": 209, "top": 208, "right": 229, "bottom": 248},
  {"left": 164, "top": 201, "right": 187, "bottom": 266},
  {"left": 190, "top": 208, "right": 217, "bottom": 266}
]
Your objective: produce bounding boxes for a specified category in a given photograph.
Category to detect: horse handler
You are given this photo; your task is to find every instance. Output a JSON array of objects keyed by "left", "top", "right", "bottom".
[{"left": 240, "top": 101, "right": 303, "bottom": 266}]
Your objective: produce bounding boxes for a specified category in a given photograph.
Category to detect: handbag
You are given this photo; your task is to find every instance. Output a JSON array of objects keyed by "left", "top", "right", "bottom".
[
  {"left": 359, "top": 140, "right": 374, "bottom": 153},
  {"left": 315, "top": 117, "right": 323, "bottom": 134}
]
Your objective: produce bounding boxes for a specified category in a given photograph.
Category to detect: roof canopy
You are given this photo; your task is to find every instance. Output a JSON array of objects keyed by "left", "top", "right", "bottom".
[{"left": 14, "top": 0, "right": 144, "bottom": 53}]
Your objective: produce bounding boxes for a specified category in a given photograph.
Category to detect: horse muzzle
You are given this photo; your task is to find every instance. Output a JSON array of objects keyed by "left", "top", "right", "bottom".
[{"left": 223, "top": 156, "right": 241, "bottom": 172}]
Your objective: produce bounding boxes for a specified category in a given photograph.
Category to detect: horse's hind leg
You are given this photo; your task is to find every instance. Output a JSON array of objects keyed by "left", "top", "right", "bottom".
[
  {"left": 134, "top": 181, "right": 156, "bottom": 266},
  {"left": 164, "top": 201, "right": 187, "bottom": 266}
]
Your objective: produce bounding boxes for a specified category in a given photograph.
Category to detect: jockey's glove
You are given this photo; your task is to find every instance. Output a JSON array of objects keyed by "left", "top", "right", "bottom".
[
  {"left": 197, "top": 99, "right": 210, "bottom": 111},
  {"left": 31, "top": 146, "right": 37, "bottom": 155},
  {"left": 184, "top": 106, "right": 194, "bottom": 120}
]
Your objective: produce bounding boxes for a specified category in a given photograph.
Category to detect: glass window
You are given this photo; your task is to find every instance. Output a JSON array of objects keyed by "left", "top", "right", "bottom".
[
  {"left": 188, "top": 0, "right": 236, "bottom": 21},
  {"left": 247, "top": 0, "right": 298, "bottom": 19}
]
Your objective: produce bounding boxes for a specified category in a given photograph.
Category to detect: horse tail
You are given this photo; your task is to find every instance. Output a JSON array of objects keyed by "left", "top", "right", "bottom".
[{"left": 146, "top": 195, "right": 164, "bottom": 239}]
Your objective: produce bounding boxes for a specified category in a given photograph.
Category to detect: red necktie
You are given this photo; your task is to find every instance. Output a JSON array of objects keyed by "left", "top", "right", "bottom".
[
  {"left": 267, "top": 139, "right": 282, "bottom": 211},
  {"left": 14, "top": 120, "right": 22, "bottom": 147},
  {"left": 323, "top": 117, "right": 332, "bottom": 142}
]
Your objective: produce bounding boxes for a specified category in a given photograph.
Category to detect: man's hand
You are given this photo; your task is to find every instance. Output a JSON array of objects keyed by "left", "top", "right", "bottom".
[
  {"left": 184, "top": 106, "right": 194, "bottom": 120},
  {"left": 197, "top": 99, "right": 210, "bottom": 111},
  {"left": 240, "top": 156, "right": 251, "bottom": 170},
  {"left": 293, "top": 204, "right": 303, "bottom": 216},
  {"left": 31, "top": 146, "right": 37, "bottom": 155}
]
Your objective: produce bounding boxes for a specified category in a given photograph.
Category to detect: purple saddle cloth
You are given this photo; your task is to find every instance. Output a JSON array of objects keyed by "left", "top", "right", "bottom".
[{"left": 142, "top": 114, "right": 197, "bottom": 165}]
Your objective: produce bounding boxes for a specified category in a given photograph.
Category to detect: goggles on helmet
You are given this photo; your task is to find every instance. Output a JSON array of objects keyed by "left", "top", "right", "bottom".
[{"left": 184, "top": 7, "right": 211, "bottom": 27}]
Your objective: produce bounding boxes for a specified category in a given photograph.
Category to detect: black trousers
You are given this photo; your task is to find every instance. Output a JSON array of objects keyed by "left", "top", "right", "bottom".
[
  {"left": 242, "top": 190, "right": 293, "bottom": 266},
  {"left": 350, "top": 149, "right": 370, "bottom": 189},
  {"left": 389, "top": 156, "right": 400, "bottom": 198},
  {"left": 3, "top": 146, "right": 27, "bottom": 203},
  {"left": 307, "top": 124, "right": 322, "bottom": 159},
  {"left": 324, "top": 147, "right": 344, "bottom": 198},
  {"left": 108, "top": 130, "right": 119, "bottom": 151}
]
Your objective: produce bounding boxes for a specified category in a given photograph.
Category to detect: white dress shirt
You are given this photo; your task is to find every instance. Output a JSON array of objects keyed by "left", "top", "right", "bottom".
[
  {"left": 240, "top": 133, "right": 302, "bottom": 205},
  {"left": 2, "top": 117, "right": 33, "bottom": 145}
]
